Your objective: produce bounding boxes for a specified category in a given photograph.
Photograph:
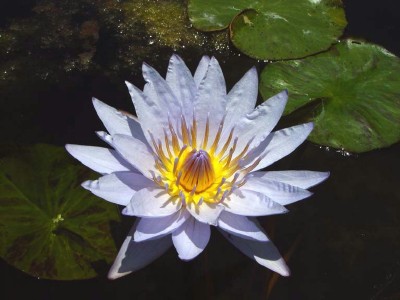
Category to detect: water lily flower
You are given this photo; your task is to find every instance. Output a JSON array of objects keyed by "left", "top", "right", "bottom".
[{"left": 66, "top": 55, "right": 329, "bottom": 279}]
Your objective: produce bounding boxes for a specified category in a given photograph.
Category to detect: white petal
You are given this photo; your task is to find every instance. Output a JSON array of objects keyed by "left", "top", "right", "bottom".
[
  {"left": 82, "top": 172, "right": 152, "bottom": 206},
  {"left": 186, "top": 202, "right": 224, "bottom": 226},
  {"left": 172, "top": 217, "right": 210, "bottom": 261},
  {"left": 224, "top": 189, "right": 288, "bottom": 217},
  {"left": 193, "top": 55, "right": 210, "bottom": 88},
  {"left": 123, "top": 187, "right": 182, "bottom": 217},
  {"left": 126, "top": 115, "right": 148, "bottom": 143},
  {"left": 165, "top": 54, "right": 196, "bottom": 118},
  {"left": 108, "top": 225, "right": 172, "bottom": 279},
  {"left": 242, "top": 122, "right": 313, "bottom": 172},
  {"left": 223, "top": 67, "right": 258, "bottom": 133},
  {"left": 92, "top": 98, "right": 147, "bottom": 142},
  {"left": 142, "top": 62, "right": 183, "bottom": 122},
  {"left": 111, "top": 134, "right": 155, "bottom": 178},
  {"left": 125, "top": 80, "right": 168, "bottom": 144},
  {"left": 251, "top": 170, "right": 330, "bottom": 189},
  {"left": 194, "top": 57, "right": 226, "bottom": 145},
  {"left": 65, "top": 144, "right": 131, "bottom": 174},
  {"left": 95, "top": 131, "right": 118, "bottom": 149},
  {"left": 219, "top": 229, "right": 290, "bottom": 276},
  {"left": 230, "top": 90, "right": 288, "bottom": 156},
  {"left": 252, "top": 122, "right": 314, "bottom": 171},
  {"left": 243, "top": 176, "right": 313, "bottom": 205},
  {"left": 134, "top": 210, "right": 190, "bottom": 242},
  {"left": 218, "top": 211, "right": 268, "bottom": 241}
]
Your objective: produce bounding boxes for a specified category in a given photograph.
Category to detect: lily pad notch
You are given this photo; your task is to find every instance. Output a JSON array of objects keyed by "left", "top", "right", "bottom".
[{"left": 188, "top": 0, "right": 347, "bottom": 60}]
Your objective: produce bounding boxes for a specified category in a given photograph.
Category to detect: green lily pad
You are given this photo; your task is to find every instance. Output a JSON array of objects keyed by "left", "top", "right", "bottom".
[
  {"left": 0, "top": 144, "right": 120, "bottom": 279},
  {"left": 260, "top": 40, "right": 400, "bottom": 153},
  {"left": 188, "top": 0, "right": 347, "bottom": 60}
]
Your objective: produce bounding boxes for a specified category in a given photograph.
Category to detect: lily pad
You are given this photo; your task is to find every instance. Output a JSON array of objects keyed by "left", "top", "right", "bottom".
[
  {"left": 260, "top": 40, "right": 400, "bottom": 153},
  {"left": 0, "top": 144, "right": 120, "bottom": 279},
  {"left": 188, "top": 0, "right": 347, "bottom": 60}
]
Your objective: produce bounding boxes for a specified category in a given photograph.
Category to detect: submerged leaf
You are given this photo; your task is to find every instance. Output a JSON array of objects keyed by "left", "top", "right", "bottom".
[
  {"left": 260, "top": 40, "right": 400, "bottom": 153},
  {"left": 188, "top": 0, "right": 347, "bottom": 59},
  {"left": 0, "top": 144, "right": 120, "bottom": 279}
]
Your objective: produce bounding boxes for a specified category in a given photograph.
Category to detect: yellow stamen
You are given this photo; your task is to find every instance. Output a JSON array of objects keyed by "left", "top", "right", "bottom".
[
  {"left": 210, "top": 119, "right": 224, "bottom": 155},
  {"left": 169, "top": 119, "right": 180, "bottom": 154},
  {"left": 217, "top": 128, "right": 234, "bottom": 158},
  {"left": 202, "top": 116, "right": 210, "bottom": 149},
  {"left": 191, "top": 117, "right": 197, "bottom": 149},
  {"left": 150, "top": 113, "right": 261, "bottom": 205},
  {"left": 181, "top": 115, "right": 189, "bottom": 145},
  {"left": 231, "top": 138, "right": 253, "bottom": 166},
  {"left": 163, "top": 128, "right": 173, "bottom": 158}
]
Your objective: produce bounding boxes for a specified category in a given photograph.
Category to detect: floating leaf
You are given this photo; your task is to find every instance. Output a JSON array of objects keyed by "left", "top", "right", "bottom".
[
  {"left": 0, "top": 144, "right": 120, "bottom": 279},
  {"left": 188, "top": 0, "right": 347, "bottom": 59},
  {"left": 260, "top": 40, "right": 400, "bottom": 153}
]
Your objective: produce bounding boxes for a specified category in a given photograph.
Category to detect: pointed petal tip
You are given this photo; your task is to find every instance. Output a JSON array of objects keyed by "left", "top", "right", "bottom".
[
  {"left": 81, "top": 180, "right": 92, "bottom": 189},
  {"left": 263, "top": 89, "right": 288, "bottom": 109},
  {"left": 259, "top": 254, "right": 291, "bottom": 277},
  {"left": 178, "top": 256, "right": 194, "bottom": 262},
  {"left": 107, "top": 268, "right": 129, "bottom": 280},
  {"left": 92, "top": 97, "right": 101, "bottom": 105},
  {"left": 305, "top": 121, "right": 314, "bottom": 133},
  {"left": 133, "top": 231, "right": 141, "bottom": 243},
  {"left": 209, "top": 56, "right": 221, "bottom": 66},
  {"left": 220, "top": 229, "right": 291, "bottom": 277},
  {"left": 141, "top": 63, "right": 153, "bottom": 80},
  {"left": 199, "top": 55, "right": 211, "bottom": 66},
  {"left": 92, "top": 97, "right": 108, "bottom": 111},
  {"left": 171, "top": 53, "right": 183, "bottom": 61},
  {"left": 65, "top": 144, "right": 72, "bottom": 152},
  {"left": 249, "top": 65, "right": 257, "bottom": 73},
  {"left": 142, "top": 61, "right": 152, "bottom": 73},
  {"left": 278, "top": 264, "right": 291, "bottom": 277},
  {"left": 95, "top": 130, "right": 106, "bottom": 138},
  {"left": 125, "top": 80, "right": 141, "bottom": 93},
  {"left": 121, "top": 206, "right": 131, "bottom": 216},
  {"left": 319, "top": 171, "right": 330, "bottom": 183},
  {"left": 295, "top": 122, "right": 314, "bottom": 136},
  {"left": 65, "top": 144, "right": 82, "bottom": 159},
  {"left": 96, "top": 131, "right": 114, "bottom": 145},
  {"left": 65, "top": 144, "right": 80, "bottom": 156},
  {"left": 278, "top": 89, "right": 288, "bottom": 101},
  {"left": 243, "top": 66, "right": 258, "bottom": 81},
  {"left": 107, "top": 270, "right": 118, "bottom": 280}
]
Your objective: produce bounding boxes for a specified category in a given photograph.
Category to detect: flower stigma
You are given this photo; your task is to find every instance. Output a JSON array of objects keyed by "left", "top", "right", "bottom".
[{"left": 180, "top": 149, "right": 215, "bottom": 193}]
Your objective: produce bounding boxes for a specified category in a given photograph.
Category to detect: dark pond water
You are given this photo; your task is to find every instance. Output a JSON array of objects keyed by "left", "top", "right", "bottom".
[{"left": 1, "top": 0, "right": 400, "bottom": 299}]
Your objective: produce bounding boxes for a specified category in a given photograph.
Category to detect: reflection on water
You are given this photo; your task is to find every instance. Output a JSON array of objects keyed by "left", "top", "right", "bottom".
[{"left": 1, "top": 0, "right": 400, "bottom": 299}]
